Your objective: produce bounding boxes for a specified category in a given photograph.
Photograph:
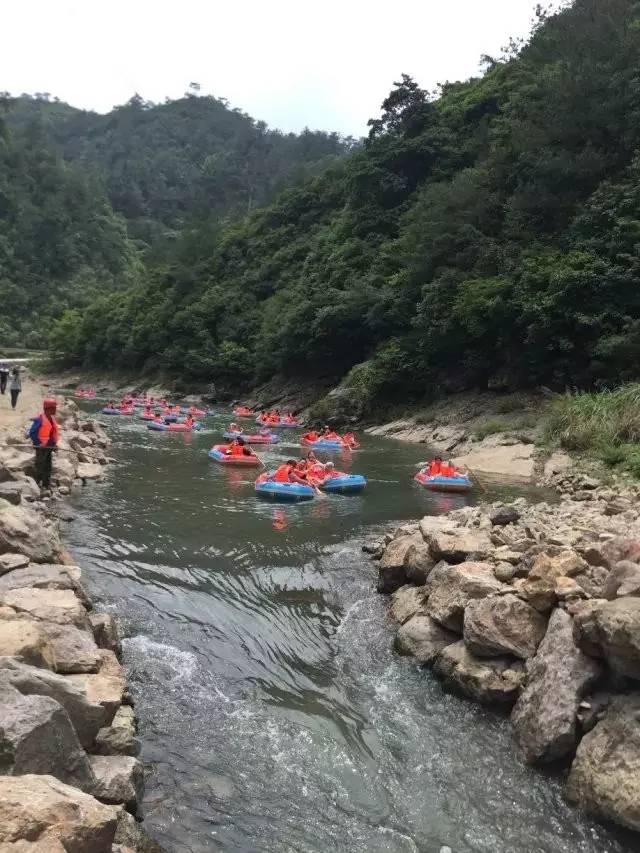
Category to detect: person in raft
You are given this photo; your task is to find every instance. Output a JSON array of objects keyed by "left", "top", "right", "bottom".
[
  {"left": 321, "top": 425, "right": 341, "bottom": 441},
  {"left": 302, "top": 428, "right": 319, "bottom": 443},
  {"left": 183, "top": 414, "right": 195, "bottom": 429},
  {"left": 342, "top": 431, "right": 359, "bottom": 448},
  {"left": 29, "top": 397, "right": 59, "bottom": 494},
  {"left": 225, "top": 437, "right": 253, "bottom": 457},
  {"left": 228, "top": 422, "right": 241, "bottom": 434},
  {"left": 273, "top": 459, "right": 322, "bottom": 493}
]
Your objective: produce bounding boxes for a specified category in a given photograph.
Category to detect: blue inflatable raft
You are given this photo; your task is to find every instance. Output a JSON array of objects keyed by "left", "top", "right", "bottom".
[
  {"left": 102, "top": 407, "right": 121, "bottom": 415},
  {"left": 255, "top": 479, "right": 315, "bottom": 501},
  {"left": 321, "top": 474, "right": 367, "bottom": 494},
  {"left": 301, "top": 438, "right": 344, "bottom": 451}
]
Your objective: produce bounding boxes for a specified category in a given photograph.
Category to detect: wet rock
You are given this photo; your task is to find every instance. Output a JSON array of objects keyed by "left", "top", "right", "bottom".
[
  {"left": 403, "top": 542, "right": 435, "bottom": 585},
  {"left": 425, "top": 531, "right": 492, "bottom": 564},
  {"left": 76, "top": 462, "right": 104, "bottom": 481},
  {"left": 89, "top": 612, "right": 121, "bottom": 656},
  {"left": 394, "top": 615, "right": 457, "bottom": 665},
  {"left": 89, "top": 755, "right": 144, "bottom": 812},
  {"left": 0, "top": 504, "right": 62, "bottom": 563},
  {"left": 463, "top": 594, "right": 547, "bottom": 660},
  {"left": 490, "top": 506, "right": 521, "bottom": 526},
  {"left": 0, "top": 657, "right": 106, "bottom": 747},
  {"left": 511, "top": 609, "right": 602, "bottom": 764},
  {"left": 426, "top": 561, "right": 505, "bottom": 632},
  {"left": 114, "top": 809, "right": 165, "bottom": 852},
  {"left": 0, "top": 686, "right": 95, "bottom": 791},
  {"left": 94, "top": 705, "right": 140, "bottom": 757},
  {"left": 433, "top": 641, "right": 524, "bottom": 707},
  {"left": 0, "top": 774, "right": 119, "bottom": 851},
  {"left": 389, "top": 585, "right": 428, "bottom": 624},
  {"left": 0, "top": 588, "right": 88, "bottom": 629},
  {"left": 0, "top": 554, "right": 29, "bottom": 575},
  {"left": 0, "top": 619, "right": 55, "bottom": 669},
  {"left": 377, "top": 564, "right": 407, "bottom": 595},
  {"left": 602, "top": 560, "right": 640, "bottom": 600},
  {"left": 566, "top": 693, "right": 640, "bottom": 831}
]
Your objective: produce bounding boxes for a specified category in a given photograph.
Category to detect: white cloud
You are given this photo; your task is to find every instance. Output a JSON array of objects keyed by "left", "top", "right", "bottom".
[{"left": 1, "top": 0, "right": 539, "bottom": 135}]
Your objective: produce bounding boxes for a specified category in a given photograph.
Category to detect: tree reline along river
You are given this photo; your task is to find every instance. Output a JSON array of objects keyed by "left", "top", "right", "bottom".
[{"left": 69, "top": 411, "right": 635, "bottom": 852}]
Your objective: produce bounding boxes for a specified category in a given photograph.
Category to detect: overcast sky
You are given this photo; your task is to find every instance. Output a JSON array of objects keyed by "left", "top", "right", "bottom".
[{"left": 2, "top": 0, "right": 542, "bottom": 136}]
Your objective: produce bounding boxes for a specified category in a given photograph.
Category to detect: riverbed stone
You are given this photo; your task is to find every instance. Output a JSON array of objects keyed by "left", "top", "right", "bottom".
[
  {"left": 0, "top": 505, "right": 62, "bottom": 563},
  {"left": 0, "top": 774, "right": 119, "bottom": 851},
  {"left": 511, "top": 609, "right": 602, "bottom": 764},
  {"left": 0, "top": 685, "right": 95, "bottom": 791},
  {"left": 463, "top": 594, "right": 547, "bottom": 660},
  {"left": 89, "top": 755, "right": 144, "bottom": 812},
  {"left": 602, "top": 560, "right": 640, "bottom": 600},
  {"left": 0, "top": 620, "right": 55, "bottom": 669},
  {"left": 0, "top": 588, "right": 88, "bottom": 629},
  {"left": 94, "top": 705, "right": 140, "bottom": 757},
  {"left": 566, "top": 693, "right": 640, "bottom": 831},
  {"left": 433, "top": 641, "right": 525, "bottom": 706},
  {"left": 0, "top": 657, "right": 106, "bottom": 747},
  {"left": 89, "top": 612, "right": 121, "bottom": 655},
  {"left": 425, "top": 531, "right": 492, "bottom": 564},
  {"left": 390, "top": 585, "right": 428, "bottom": 624},
  {"left": 394, "top": 615, "right": 456, "bottom": 665},
  {"left": 426, "top": 561, "right": 505, "bottom": 632}
]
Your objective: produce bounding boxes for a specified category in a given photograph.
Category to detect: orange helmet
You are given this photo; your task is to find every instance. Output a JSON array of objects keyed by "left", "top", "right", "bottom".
[{"left": 43, "top": 398, "right": 57, "bottom": 413}]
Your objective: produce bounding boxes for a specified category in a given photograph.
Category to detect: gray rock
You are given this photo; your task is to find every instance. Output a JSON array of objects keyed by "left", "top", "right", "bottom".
[
  {"left": 433, "top": 641, "right": 524, "bottom": 707},
  {"left": 511, "top": 609, "right": 602, "bottom": 764},
  {"left": 94, "top": 705, "right": 140, "bottom": 757},
  {"left": 67, "top": 650, "right": 126, "bottom": 725},
  {"left": 0, "top": 588, "right": 88, "bottom": 629},
  {"left": 404, "top": 542, "right": 435, "bottom": 585},
  {"left": 425, "top": 531, "right": 492, "bottom": 564},
  {"left": 493, "top": 562, "right": 516, "bottom": 582},
  {"left": 601, "top": 538, "right": 640, "bottom": 570},
  {"left": 377, "top": 564, "right": 407, "bottom": 595},
  {"left": 114, "top": 809, "right": 166, "bottom": 852},
  {"left": 76, "top": 463, "right": 104, "bottom": 481},
  {"left": 463, "top": 594, "right": 547, "bottom": 660},
  {"left": 89, "top": 755, "right": 144, "bottom": 812},
  {"left": 0, "top": 686, "right": 95, "bottom": 791},
  {"left": 602, "top": 560, "right": 640, "bottom": 600},
  {"left": 0, "top": 504, "right": 62, "bottom": 563},
  {"left": 566, "top": 693, "right": 640, "bottom": 831},
  {"left": 0, "top": 553, "right": 30, "bottom": 575},
  {"left": 0, "top": 619, "right": 55, "bottom": 669},
  {"left": 0, "top": 657, "right": 106, "bottom": 747},
  {"left": 89, "top": 612, "right": 121, "bottom": 656},
  {"left": 389, "top": 585, "right": 428, "bottom": 625},
  {"left": 0, "top": 563, "right": 90, "bottom": 608},
  {"left": 394, "top": 615, "right": 456, "bottom": 665},
  {"left": 490, "top": 506, "right": 521, "bottom": 526},
  {"left": 41, "top": 622, "right": 102, "bottom": 674},
  {"left": 0, "top": 484, "right": 23, "bottom": 505},
  {"left": 426, "top": 562, "right": 505, "bottom": 632},
  {"left": 577, "top": 597, "right": 640, "bottom": 681},
  {"left": 379, "top": 534, "right": 422, "bottom": 569}
]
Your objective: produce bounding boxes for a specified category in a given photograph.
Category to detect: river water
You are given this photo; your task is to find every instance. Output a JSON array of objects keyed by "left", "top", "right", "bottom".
[{"left": 66, "top": 410, "right": 634, "bottom": 853}]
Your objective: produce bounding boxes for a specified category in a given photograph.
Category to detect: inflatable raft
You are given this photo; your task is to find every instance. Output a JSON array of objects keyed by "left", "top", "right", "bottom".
[
  {"left": 301, "top": 437, "right": 345, "bottom": 451},
  {"left": 255, "top": 417, "right": 300, "bottom": 429},
  {"left": 321, "top": 474, "right": 367, "bottom": 494},
  {"left": 233, "top": 407, "right": 254, "bottom": 418},
  {"left": 102, "top": 407, "right": 121, "bottom": 415},
  {"left": 208, "top": 445, "right": 261, "bottom": 466},
  {"left": 414, "top": 471, "right": 473, "bottom": 493},
  {"left": 223, "top": 431, "right": 280, "bottom": 444},
  {"left": 148, "top": 421, "right": 202, "bottom": 432},
  {"left": 255, "top": 474, "right": 314, "bottom": 502}
]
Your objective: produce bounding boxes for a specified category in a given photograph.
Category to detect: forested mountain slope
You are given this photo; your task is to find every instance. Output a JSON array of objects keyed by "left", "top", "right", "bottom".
[
  {"left": 56, "top": 0, "right": 640, "bottom": 411},
  {"left": 4, "top": 93, "right": 353, "bottom": 248}
]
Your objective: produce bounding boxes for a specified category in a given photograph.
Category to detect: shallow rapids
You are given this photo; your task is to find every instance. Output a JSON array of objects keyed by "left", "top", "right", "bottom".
[{"left": 67, "top": 411, "right": 635, "bottom": 852}]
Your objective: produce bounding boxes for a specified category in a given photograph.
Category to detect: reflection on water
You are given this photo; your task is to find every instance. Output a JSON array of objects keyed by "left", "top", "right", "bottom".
[{"left": 66, "top": 409, "right": 634, "bottom": 853}]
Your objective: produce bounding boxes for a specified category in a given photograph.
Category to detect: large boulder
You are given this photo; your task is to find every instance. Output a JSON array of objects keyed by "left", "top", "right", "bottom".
[
  {"left": 602, "top": 560, "right": 640, "bottom": 600},
  {"left": 0, "top": 774, "right": 119, "bottom": 851},
  {"left": 0, "top": 657, "right": 106, "bottom": 747},
  {"left": 0, "top": 589, "right": 88, "bottom": 630},
  {"left": 518, "top": 550, "right": 589, "bottom": 613},
  {"left": 0, "top": 505, "right": 62, "bottom": 563},
  {"left": 0, "top": 686, "right": 95, "bottom": 792},
  {"left": 0, "top": 554, "right": 29, "bottom": 575},
  {"left": 0, "top": 620, "right": 55, "bottom": 669},
  {"left": 0, "top": 564, "right": 90, "bottom": 608},
  {"left": 433, "top": 641, "right": 525, "bottom": 706},
  {"left": 89, "top": 755, "right": 144, "bottom": 812},
  {"left": 426, "top": 561, "right": 505, "bottom": 632},
  {"left": 76, "top": 463, "right": 104, "bottom": 481},
  {"left": 389, "top": 585, "right": 428, "bottom": 624},
  {"left": 394, "top": 615, "right": 457, "bottom": 665},
  {"left": 566, "top": 693, "right": 640, "bottom": 831},
  {"left": 403, "top": 542, "right": 435, "bottom": 585},
  {"left": 490, "top": 506, "right": 521, "bottom": 526},
  {"left": 418, "top": 516, "right": 458, "bottom": 540},
  {"left": 511, "top": 609, "right": 602, "bottom": 764},
  {"left": 51, "top": 457, "right": 76, "bottom": 489},
  {"left": 93, "top": 705, "right": 140, "bottom": 757},
  {"left": 68, "top": 651, "right": 126, "bottom": 725},
  {"left": 463, "top": 594, "right": 547, "bottom": 660},
  {"left": 425, "top": 531, "right": 492, "bottom": 564},
  {"left": 114, "top": 810, "right": 165, "bottom": 853},
  {"left": 377, "top": 534, "right": 422, "bottom": 594},
  {"left": 40, "top": 622, "right": 101, "bottom": 674},
  {"left": 574, "top": 597, "right": 640, "bottom": 681},
  {"left": 89, "top": 612, "right": 121, "bottom": 656}
]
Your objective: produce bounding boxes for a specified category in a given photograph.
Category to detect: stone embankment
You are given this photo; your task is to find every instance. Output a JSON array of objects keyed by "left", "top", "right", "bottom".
[
  {"left": 367, "top": 473, "right": 640, "bottom": 835},
  {"left": 0, "top": 398, "right": 162, "bottom": 851}
]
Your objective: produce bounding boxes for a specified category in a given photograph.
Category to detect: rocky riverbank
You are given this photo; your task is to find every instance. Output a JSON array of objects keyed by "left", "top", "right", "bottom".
[
  {"left": 367, "top": 474, "right": 640, "bottom": 836},
  {"left": 0, "top": 396, "right": 163, "bottom": 851}
]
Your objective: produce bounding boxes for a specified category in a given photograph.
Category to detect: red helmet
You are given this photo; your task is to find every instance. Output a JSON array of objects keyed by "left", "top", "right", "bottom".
[{"left": 43, "top": 397, "right": 57, "bottom": 412}]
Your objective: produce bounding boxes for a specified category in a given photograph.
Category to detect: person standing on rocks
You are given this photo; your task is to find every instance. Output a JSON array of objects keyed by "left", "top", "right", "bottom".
[
  {"left": 28, "top": 397, "right": 59, "bottom": 494},
  {"left": 0, "top": 362, "right": 9, "bottom": 395},
  {"left": 8, "top": 366, "right": 22, "bottom": 409}
]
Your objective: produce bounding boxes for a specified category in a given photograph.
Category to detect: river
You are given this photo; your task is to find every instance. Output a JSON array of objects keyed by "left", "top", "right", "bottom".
[{"left": 66, "top": 409, "right": 635, "bottom": 853}]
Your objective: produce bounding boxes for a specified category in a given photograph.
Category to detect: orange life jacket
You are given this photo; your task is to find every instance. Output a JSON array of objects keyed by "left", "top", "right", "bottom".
[
  {"left": 37, "top": 414, "right": 59, "bottom": 447},
  {"left": 273, "top": 464, "right": 292, "bottom": 483}
]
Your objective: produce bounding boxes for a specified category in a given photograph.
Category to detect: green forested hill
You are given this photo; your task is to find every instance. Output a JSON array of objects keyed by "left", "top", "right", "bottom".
[
  {"left": 4, "top": 92, "right": 353, "bottom": 248},
  {"left": 56, "top": 0, "right": 640, "bottom": 411}
]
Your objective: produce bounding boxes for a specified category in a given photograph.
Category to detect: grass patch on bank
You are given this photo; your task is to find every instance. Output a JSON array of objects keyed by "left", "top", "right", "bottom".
[{"left": 545, "top": 384, "right": 640, "bottom": 476}]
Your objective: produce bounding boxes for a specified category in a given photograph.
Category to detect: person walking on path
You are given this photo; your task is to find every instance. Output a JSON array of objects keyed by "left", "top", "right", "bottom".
[
  {"left": 9, "top": 367, "right": 21, "bottom": 410},
  {"left": 28, "top": 397, "right": 59, "bottom": 493},
  {"left": 0, "top": 363, "right": 9, "bottom": 395}
]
